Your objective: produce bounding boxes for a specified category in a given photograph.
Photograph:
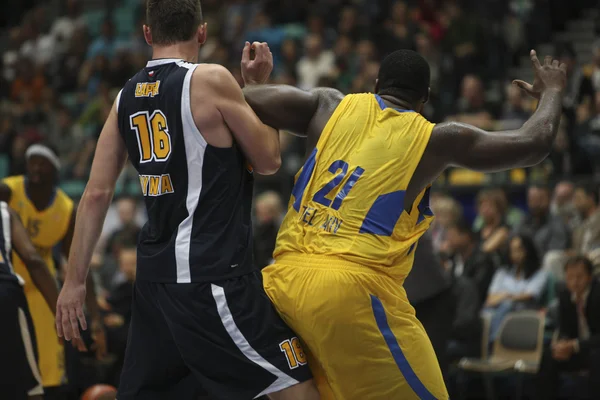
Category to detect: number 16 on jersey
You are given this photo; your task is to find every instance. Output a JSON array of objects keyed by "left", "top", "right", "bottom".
[{"left": 279, "top": 337, "right": 307, "bottom": 369}]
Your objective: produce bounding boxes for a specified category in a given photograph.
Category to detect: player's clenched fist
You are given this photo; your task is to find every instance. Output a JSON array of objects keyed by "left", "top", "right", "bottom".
[
  {"left": 241, "top": 41, "right": 273, "bottom": 86},
  {"left": 513, "top": 49, "right": 568, "bottom": 99}
]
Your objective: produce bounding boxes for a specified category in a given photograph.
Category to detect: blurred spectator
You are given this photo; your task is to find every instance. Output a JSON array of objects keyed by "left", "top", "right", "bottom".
[
  {"left": 558, "top": 43, "right": 583, "bottom": 117},
  {"left": 447, "top": 75, "right": 494, "bottom": 129},
  {"left": 296, "top": 34, "right": 335, "bottom": 90},
  {"left": 440, "top": 1, "right": 485, "bottom": 81},
  {"left": 447, "top": 275, "right": 482, "bottom": 362},
  {"left": 277, "top": 39, "right": 300, "bottom": 82},
  {"left": 380, "top": 1, "right": 418, "bottom": 56},
  {"left": 430, "top": 194, "right": 463, "bottom": 255},
  {"left": 87, "top": 19, "right": 118, "bottom": 61},
  {"left": 537, "top": 256, "right": 600, "bottom": 400},
  {"left": 552, "top": 180, "right": 581, "bottom": 230},
  {"left": 10, "top": 58, "right": 47, "bottom": 103},
  {"left": 446, "top": 219, "right": 497, "bottom": 305},
  {"left": 406, "top": 231, "right": 454, "bottom": 381},
  {"left": 484, "top": 234, "right": 549, "bottom": 341},
  {"left": 50, "top": 0, "right": 85, "bottom": 45},
  {"left": 572, "top": 184, "right": 600, "bottom": 255},
  {"left": 548, "top": 114, "right": 594, "bottom": 178},
  {"left": 253, "top": 191, "right": 284, "bottom": 268},
  {"left": 79, "top": 55, "right": 111, "bottom": 98},
  {"left": 20, "top": 9, "right": 58, "bottom": 67},
  {"left": 52, "top": 25, "right": 89, "bottom": 93},
  {"left": 579, "top": 39, "right": 600, "bottom": 98},
  {"left": 103, "top": 241, "right": 137, "bottom": 387},
  {"left": 499, "top": 82, "right": 531, "bottom": 130},
  {"left": 104, "top": 196, "right": 142, "bottom": 260},
  {"left": 518, "top": 185, "right": 570, "bottom": 255},
  {"left": 474, "top": 189, "right": 511, "bottom": 257},
  {"left": 576, "top": 91, "right": 600, "bottom": 166},
  {"left": 306, "top": 13, "right": 336, "bottom": 49}
]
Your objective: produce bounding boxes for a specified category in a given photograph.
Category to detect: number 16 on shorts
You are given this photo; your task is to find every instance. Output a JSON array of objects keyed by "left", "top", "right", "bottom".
[{"left": 279, "top": 337, "right": 307, "bottom": 369}]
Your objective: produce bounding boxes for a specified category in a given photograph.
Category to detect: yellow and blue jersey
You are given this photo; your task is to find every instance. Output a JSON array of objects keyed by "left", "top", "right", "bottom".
[
  {"left": 264, "top": 93, "right": 448, "bottom": 399},
  {"left": 3, "top": 175, "right": 73, "bottom": 387},
  {"left": 274, "top": 93, "right": 435, "bottom": 278}
]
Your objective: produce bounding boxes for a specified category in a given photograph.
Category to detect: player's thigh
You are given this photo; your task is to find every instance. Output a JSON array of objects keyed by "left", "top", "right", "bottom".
[
  {"left": 264, "top": 266, "right": 447, "bottom": 400},
  {"left": 0, "top": 282, "right": 43, "bottom": 400},
  {"left": 160, "top": 272, "right": 313, "bottom": 400},
  {"left": 117, "top": 281, "right": 197, "bottom": 400}
]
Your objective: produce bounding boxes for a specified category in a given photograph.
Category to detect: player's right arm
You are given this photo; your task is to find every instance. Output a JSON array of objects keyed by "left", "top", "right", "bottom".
[
  {"left": 9, "top": 208, "right": 59, "bottom": 315},
  {"left": 429, "top": 51, "right": 566, "bottom": 172},
  {"left": 199, "top": 57, "right": 281, "bottom": 175}
]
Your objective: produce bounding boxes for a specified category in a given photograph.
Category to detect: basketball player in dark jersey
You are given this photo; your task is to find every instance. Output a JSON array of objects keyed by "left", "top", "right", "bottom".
[
  {"left": 0, "top": 201, "right": 62, "bottom": 400},
  {"left": 55, "top": 0, "right": 318, "bottom": 399}
]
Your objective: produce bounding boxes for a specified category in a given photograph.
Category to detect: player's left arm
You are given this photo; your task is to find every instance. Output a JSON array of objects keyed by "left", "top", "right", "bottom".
[{"left": 57, "top": 100, "right": 128, "bottom": 342}]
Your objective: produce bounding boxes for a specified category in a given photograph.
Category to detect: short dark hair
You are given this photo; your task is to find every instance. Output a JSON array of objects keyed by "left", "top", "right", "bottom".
[
  {"left": 146, "top": 0, "right": 203, "bottom": 45},
  {"left": 564, "top": 255, "right": 594, "bottom": 275},
  {"left": 576, "top": 183, "right": 599, "bottom": 205},
  {"left": 377, "top": 49, "right": 430, "bottom": 104},
  {"left": 449, "top": 218, "right": 475, "bottom": 240}
]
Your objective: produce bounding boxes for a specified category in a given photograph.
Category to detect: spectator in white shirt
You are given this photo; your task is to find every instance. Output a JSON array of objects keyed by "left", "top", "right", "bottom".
[
  {"left": 484, "top": 234, "right": 549, "bottom": 342},
  {"left": 296, "top": 34, "right": 335, "bottom": 90}
]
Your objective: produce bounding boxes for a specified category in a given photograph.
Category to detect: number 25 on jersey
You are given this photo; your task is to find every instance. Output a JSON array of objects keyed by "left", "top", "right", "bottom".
[{"left": 130, "top": 110, "right": 172, "bottom": 163}]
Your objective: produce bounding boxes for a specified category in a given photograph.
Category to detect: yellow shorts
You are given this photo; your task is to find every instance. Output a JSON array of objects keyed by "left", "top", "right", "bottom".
[
  {"left": 25, "top": 286, "right": 65, "bottom": 387},
  {"left": 262, "top": 255, "right": 448, "bottom": 400}
]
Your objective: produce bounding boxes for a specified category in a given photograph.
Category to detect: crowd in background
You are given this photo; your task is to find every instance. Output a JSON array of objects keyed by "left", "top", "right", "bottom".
[{"left": 2, "top": 0, "right": 600, "bottom": 398}]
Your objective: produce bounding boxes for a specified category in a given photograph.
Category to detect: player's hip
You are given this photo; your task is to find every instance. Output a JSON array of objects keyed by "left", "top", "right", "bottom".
[{"left": 263, "top": 254, "right": 416, "bottom": 317}]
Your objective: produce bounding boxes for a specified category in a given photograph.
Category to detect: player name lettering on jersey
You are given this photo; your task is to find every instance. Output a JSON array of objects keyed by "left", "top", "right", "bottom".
[
  {"left": 300, "top": 206, "right": 343, "bottom": 234},
  {"left": 135, "top": 81, "right": 161, "bottom": 98},
  {"left": 139, "top": 174, "right": 174, "bottom": 197}
]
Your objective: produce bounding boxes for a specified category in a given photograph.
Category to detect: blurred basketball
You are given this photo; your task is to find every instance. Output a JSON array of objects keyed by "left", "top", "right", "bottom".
[{"left": 81, "top": 384, "right": 117, "bottom": 400}]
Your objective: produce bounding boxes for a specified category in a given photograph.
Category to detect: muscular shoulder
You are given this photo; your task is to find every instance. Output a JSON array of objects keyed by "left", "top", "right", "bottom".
[{"left": 193, "top": 64, "right": 238, "bottom": 91}]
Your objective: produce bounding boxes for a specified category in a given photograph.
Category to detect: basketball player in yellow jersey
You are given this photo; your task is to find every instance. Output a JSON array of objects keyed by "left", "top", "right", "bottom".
[
  {"left": 0, "top": 143, "right": 105, "bottom": 399},
  {"left": 242, "top": 49, "right": 567, "bottom": 399}
]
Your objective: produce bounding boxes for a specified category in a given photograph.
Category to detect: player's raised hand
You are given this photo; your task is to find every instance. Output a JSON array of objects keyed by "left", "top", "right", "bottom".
[
  {"left": 241, "top": 41, "right": 273, "bottom": 86},
  {"left": 56, "top": 279, "right": 87, "bottom": 342},
  {"left": 513, "top": 49, "right": 567, "bottom": 99}
]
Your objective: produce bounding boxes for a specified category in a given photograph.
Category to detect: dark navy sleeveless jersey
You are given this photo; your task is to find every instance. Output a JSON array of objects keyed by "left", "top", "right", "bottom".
[
  {"left": 0, "top": 202, "right": 17, "bottom": 283},
  {"left": 116, "top": 59, "right": 255, "bottom": 283}
]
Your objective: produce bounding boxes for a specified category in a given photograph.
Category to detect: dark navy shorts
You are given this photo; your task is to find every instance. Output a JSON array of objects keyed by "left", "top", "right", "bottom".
[
  {"left": 0, "top": 280, "right": 42, "bottom": 400},
  {"left": 117, "top": 271, "right": 312, "bottom": 400}
]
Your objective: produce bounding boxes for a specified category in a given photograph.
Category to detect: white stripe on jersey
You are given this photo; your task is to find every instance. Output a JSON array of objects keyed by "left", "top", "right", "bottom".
[
  {"left": 174, "top": 62, "right": 208, "bottom": 283},
  {"left": 1, "top": 202, "right": 14, "bottom": 275},
  {"left": 211, "top": 284, "right": 300, "bottom": 398}
]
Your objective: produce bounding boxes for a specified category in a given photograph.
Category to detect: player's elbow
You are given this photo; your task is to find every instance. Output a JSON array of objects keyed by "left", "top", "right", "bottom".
[
  {"left": 253, "top": 154, "right": 282, "bottom": 175},
  {"left": 528, "top": 134, "right": 554, "bottom": 165},
  {"left": 83, "top": 186, "right": 114, "bottom": 206}
]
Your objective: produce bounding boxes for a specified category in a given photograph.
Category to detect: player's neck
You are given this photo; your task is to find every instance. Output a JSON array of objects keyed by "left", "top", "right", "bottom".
[
  {"left": 151, "top": 43, "right": 199, "bottom": 64},
  {"left": 25, "top": 180, "right": 56, "bottom": 210},
  {"left": 378, "top": 94, "right": 414, "bottom": 112}
]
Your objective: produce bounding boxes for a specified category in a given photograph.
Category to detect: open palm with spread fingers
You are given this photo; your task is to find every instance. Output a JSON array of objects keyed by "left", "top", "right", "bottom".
[{"left": 513, "top": 49, "right": 567, "bottom": 99}]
